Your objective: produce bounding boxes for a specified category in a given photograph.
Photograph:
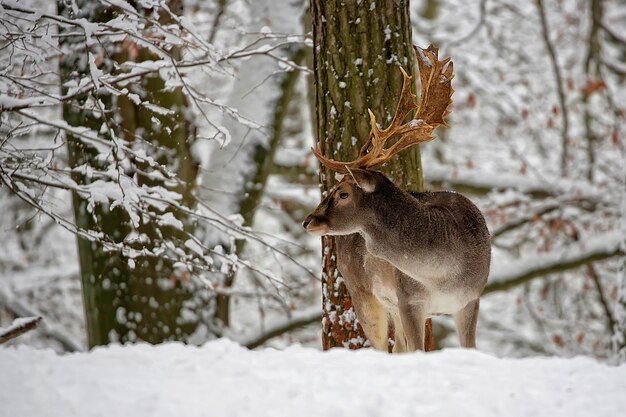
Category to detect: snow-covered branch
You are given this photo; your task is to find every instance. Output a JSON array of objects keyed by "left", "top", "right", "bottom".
[
  {"left": 239, "top": 306, "right": 321, "bottom": 349},
  {"left": 486, "top": 232, "right": 623, "bottom": 294},
  {"left": 425, "top": 164, "right": 611, "bottom": 205},
  {"left": 0, "top": 316, "right": 41, "bottom": 344},
  {"left": 0, "top": 288, "right": 82, "bottom": 351}
]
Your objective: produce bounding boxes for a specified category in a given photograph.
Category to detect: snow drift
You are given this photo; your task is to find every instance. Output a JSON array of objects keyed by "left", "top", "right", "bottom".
[{"left": 1, "top": 340, "right": 625, "bottom": 417}]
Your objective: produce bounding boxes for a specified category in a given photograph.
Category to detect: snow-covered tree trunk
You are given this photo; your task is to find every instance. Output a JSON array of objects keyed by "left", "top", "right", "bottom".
[
  {"left": 197, "top": 0, "right": 309, "bottom": 330},
  {"left": 311, "top": 0, "right": 433, "bottom": 350},
  {"left": 58, "top": 0, "right": 201, "bottom": 347},
  {"left": 612, "top": 171, "right": 626, "bottom": 362},
  {"left": 215, "top": 47, "right": 307, "bottom": 326}
]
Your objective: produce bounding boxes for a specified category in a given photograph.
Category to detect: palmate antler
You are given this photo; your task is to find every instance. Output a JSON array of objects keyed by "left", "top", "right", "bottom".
[{"left": 312, "top": 45, "right": 454, "bottom": 173}]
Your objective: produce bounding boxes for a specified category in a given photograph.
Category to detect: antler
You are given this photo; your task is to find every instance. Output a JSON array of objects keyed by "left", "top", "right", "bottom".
[{"left": 312, "top": 45, "right": 454, "bottom": 173}]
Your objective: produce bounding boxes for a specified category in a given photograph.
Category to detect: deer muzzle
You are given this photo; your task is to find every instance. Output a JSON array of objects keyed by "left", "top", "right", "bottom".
[{"left": 302, "top": 214, "right": 329, "bottom": 236}]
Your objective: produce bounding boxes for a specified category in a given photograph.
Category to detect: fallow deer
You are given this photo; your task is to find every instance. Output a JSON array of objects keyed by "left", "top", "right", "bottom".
[{"left": 303, "top": 45, "right": 491, "bottom": 352}]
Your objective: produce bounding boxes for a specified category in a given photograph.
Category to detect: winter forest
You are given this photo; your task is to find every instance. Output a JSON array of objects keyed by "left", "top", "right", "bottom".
[{"left": 1, "top": 0, "right": 625, "bottom": 415}]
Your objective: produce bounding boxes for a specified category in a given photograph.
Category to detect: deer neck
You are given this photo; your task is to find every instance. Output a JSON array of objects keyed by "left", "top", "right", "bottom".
[{"left": 360, "top": 188, "right": 425, "bottom": 257}]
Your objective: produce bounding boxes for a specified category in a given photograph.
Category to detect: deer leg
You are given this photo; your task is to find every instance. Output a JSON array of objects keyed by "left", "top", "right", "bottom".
[
  {"left": 398, "top": 302, "right": 425, "bottom": 351},
  {"left": 351, "top": 291, "right": 389, "bottom": 351},
  {"left": 453, "top": 298, "right": 480, "bottom": 348},
  {"left": 390, "top": 311, "right": 407, "bottom": 353},
  {"left": 396, "top": 272, "right": 427, "bottom": 352}
]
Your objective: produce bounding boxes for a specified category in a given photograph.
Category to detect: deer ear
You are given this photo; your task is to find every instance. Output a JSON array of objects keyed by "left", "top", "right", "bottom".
[
  {"left": 334, "top": 173, "right": 346, "bottom": 182},
  {"left": 348, "top": 168, "right": 377, "bottom": 193}
]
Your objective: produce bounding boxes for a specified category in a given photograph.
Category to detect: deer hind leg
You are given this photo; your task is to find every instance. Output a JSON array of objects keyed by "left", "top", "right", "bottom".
[
  {"left": 351, "top": 291, "right": 389, "bottom": 351},
  {"left": 398, "top": 302, "right": 426, "bottom": 351},
  {"left": 390, "top": 310, "right": 408, "bottom": 353},
  {"left": 453, "top": 298, "right": 480, "bottom": 348},
  {"left": 396, "top": 272, "right": 427, "bottom": 352}
]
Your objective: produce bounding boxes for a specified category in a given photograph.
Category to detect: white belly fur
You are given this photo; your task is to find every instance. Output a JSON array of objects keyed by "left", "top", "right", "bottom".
[
  {"left": 362, "top": 246, "right": 472, "bottom": 316},
  {"left": 425, "top": 290, "right": 471, "bottom": 316},
  {"left": 369, "top": 270, "right": 471, "bottom": 315}
]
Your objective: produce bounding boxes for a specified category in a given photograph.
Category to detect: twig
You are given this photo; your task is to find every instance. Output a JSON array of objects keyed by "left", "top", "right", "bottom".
[
  {"left": 587, "top": 264, "right": 617, "bottom": 332},
  {"left": 0, "top": 317, "right": 42, "bottom": 344},
  {"left": 242, "top": 306, "right": 321, "bottom": 349},
  {"left": 535, "top": 0, "right": 570, "bottom": 176},
  {"left": 486, "top": 232, "right": 623, "bottom": 294},
  {"left": 446, "top": 0, "right": 487, "bottom": 47},
  {"left": 0, "top": 289, "right": 81, "bottom": 351},
  {"left": 208, "top": 0, "right": 228, "bottom": 44}
]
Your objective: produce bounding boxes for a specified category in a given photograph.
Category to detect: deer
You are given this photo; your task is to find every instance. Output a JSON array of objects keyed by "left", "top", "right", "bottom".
[{"left": 303, "top": 45, "right": 491, "bottom": 352}]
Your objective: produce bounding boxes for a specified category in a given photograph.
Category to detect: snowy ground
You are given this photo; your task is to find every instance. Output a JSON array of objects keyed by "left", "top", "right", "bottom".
[{"left": 2, "top": 340, "right": 625, "bottom": 417}]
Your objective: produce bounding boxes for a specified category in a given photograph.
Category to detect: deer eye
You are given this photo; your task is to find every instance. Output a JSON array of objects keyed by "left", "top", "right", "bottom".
[{"left": 339, "top": 192, "right": 349, "bottom": 199}]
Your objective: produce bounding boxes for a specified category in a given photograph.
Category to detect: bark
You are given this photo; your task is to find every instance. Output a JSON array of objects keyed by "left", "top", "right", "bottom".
[
  {"left": 58, "top": 0, "right": 200, "bottom": 347},
  {"left": 311, "top": 0, "right": 433, "bottom": 350}
]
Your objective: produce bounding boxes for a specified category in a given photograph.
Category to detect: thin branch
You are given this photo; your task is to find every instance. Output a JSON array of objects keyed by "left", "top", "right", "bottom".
[
  {"left": 446, "top": 0, "right": 487, "bottom": 47},
  {"left": 486, "top": 232, "right": 623, "bottom": 294},
  {"left": 0, "top": 316, "right": 41, "bottom": 344},
  {"left": 535, "top": 0, "right": 570, "bottom": 176},
  {"left": 587, "top": 264, "right": 617, "bottom": 332},
  {"left": 241, "top": 306, "right": 321, "bottom": 349},
  {"left": 208, "top": 0, "right": 229, "bottom": 44},
  {"left": 491, "top": 199, "right": 582, "bottom": 240},
  {"left": 0, "top": 288, "right": 81, "bottom": 351},
  {"left": 424, "top": 164, "right": 610, "bottom": 205}
]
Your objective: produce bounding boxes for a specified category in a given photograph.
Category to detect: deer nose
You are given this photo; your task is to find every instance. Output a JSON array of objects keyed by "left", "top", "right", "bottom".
[{"left": 302, "top": 215, "right": 313, "bottom": 229}]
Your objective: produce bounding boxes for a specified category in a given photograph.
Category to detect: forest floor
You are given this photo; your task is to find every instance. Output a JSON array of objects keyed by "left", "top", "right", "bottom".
[{"left": 1, "top": 339, "right": 625, "bottom": 417}]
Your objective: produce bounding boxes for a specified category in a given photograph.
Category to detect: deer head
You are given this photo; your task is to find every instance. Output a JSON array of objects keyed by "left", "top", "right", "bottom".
[
  {"left": 304, "top": 45, "right": 454, "bottom": 236},
  {"left": 302, "top": 169, "right": 389, "bottom": 236}
]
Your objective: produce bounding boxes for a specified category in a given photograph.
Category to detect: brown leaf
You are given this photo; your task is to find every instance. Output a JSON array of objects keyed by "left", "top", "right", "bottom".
[
  {"left": 519, "top": 162, "right": 527, "bottom": 175},
  {"left": 540, "top": 284, "right": 549, "bottom": 300},
  {"left": 467, "top": 93, "right": 476, "bottom": 108},
  {"left": 551, "top": 105, "right": 559, "bottom": 116},
  {"left": 581, "top": 79, "right": 607, "bottom": 96},
  {"left": 611, "top": 130, "right": 620, "bottom": 146},
  {"left": 94, "top": 52, "right": 104, "bottom": 68}
]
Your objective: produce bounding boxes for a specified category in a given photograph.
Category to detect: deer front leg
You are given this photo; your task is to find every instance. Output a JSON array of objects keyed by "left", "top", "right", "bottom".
[
  {"left": 396, "top": 272, "right": 427, "bottom": 352},
  {"left": 390, "top": 310, "right": 408, "bottom": 353},
  {"left": 453, "top": 298, "right": 480, "bottom": 348},
  {"left": 350, "top": 290, "right": 389, "bottom": 351}
]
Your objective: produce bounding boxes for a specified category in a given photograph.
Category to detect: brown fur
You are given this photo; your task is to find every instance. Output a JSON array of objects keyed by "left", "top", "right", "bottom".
[{"left": 304, "top": 169, "right": 491, "bottom": 351}]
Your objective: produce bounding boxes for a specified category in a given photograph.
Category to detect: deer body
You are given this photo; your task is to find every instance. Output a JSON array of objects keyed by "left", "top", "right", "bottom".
[
  {"left": 359, "top": 183, "right": 489, "bottom": 312},
  {"left": 305, "top": 170, "right": 490, "bottom": 351}
]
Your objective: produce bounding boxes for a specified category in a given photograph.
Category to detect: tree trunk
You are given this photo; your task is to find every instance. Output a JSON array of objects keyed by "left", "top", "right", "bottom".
[
  {"left": 311, "top": 0, "right": 433, "bottom": 350},
  {"left": 215, "top": 48, "right": 307, "bottom": 327},
  {"left": 613, "top": 172, "right": 626, "bottom": 362},
  {"left": 58, "top": 0, "right": 201, "bottom": 347}
]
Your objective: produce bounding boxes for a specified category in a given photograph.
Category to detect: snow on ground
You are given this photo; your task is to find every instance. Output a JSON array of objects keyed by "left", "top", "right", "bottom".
[{"left": 1, "top": 340, "right": 625, "bottom": 417}]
